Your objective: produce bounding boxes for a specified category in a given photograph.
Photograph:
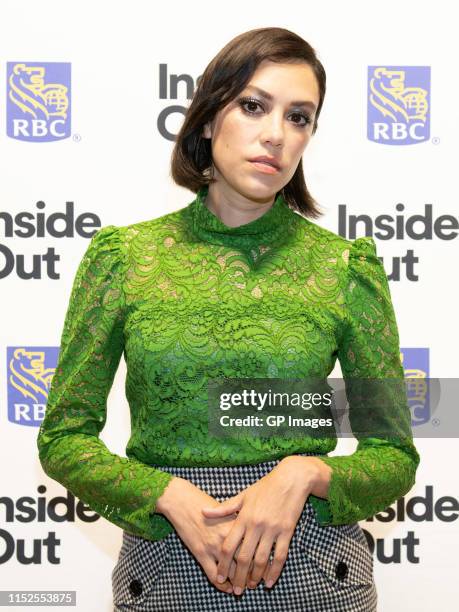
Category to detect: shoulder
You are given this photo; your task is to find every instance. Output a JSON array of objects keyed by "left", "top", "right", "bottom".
[
  {"left": 86, "top": 206, "right": 189, "bottom": 262},
  {"left": 125, "top": 206, "right": 186, "bottom": 233},
  {"left": 292, "top": 216, "right": 386, "bottom": 292},
  {"left": 116, "top": 205, "right": 189, "bottom": 249},
  {"left": 294, "top": 214, "right": 378, "bottom": 262}
]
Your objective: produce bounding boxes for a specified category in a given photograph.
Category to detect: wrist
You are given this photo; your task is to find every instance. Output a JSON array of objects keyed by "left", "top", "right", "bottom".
[
  {"left": 306, "top": 456, "right": 332, "bottom": 498},
  {"left": 155, "top": 475, "right": 184, "bottom": 519},
  {"left": 280, "top": 455, "right": 332, "bottom": 499}
]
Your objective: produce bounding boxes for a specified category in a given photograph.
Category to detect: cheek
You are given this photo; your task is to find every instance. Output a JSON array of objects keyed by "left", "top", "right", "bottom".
[
  {"left": 214, "top": 120, "right": 252, "bottom": 159},
  {"left": 290, "top": 132, "right": 310, "bottom": 157},
  {"left": 224, "top": 112, "right": 259, "bottom": 140}
]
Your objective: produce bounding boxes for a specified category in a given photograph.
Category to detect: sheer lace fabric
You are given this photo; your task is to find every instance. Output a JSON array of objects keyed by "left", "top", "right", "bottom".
[{"left": 37, "top": 185, "right": 420, "bottom": 541}]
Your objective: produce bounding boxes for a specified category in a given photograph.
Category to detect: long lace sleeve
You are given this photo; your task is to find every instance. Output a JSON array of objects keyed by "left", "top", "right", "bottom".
[
  {"left": 308, "top": 236, "right": 420, "bottom": 526},
  {"left": 36, "top": 225, "right": 175, "bottom": 541}
]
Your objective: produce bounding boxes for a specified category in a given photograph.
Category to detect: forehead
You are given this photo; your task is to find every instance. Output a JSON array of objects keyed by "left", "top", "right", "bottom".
[{"left": 245, "top": 60, "right": 320, "bottom": 106}]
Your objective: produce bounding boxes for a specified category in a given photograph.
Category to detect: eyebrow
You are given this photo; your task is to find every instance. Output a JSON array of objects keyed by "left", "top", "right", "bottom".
[{"left": 244, "top": 84, "right": 317, "bottom": 112}]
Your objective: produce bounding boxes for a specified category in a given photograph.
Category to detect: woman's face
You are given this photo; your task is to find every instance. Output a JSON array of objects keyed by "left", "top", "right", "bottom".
[{"left": 202, "top": 59, "right": 320, "bottom": 204}]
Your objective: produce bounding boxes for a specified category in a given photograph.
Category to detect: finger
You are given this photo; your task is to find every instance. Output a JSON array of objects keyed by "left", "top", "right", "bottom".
[
  {"left": 263, "top": 533, "right": 292, "bottom": 588},
  {"left": 216, "top": 523, "right": 246, "bottom": 584},
  {"left": 228, "top": 558, "right": 237, "bottom": 582},
  {"left": 231, "top": 530, "right": 261, "bottom": 595},
  {"left": 202, "top": 505, "right": 240, "bottom": 516},
  {"left": 202, "top": 555, "right": 233, "bottom": 594},
  {"left": 262, "top": 552, "right": 274, "bottom": 584},
  {"left": 247, "top": 535, "right": 274, "bottom": 587},
  {"left": 202, "top": 496, "right": 243, "bottom": 517},
  {"left": 232, "top": 544, "right": 255, "bottom": 588},
  {"left": 229, "top": 541, "right": 242, "bottom": 582},
  {"left": 246, "top": 559, "right": 259, "bottom": 589}
]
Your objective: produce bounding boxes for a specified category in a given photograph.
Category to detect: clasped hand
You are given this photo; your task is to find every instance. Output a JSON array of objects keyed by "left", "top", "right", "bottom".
[{"left": 201, "top": 455, "right": 321, "bottom": 595}]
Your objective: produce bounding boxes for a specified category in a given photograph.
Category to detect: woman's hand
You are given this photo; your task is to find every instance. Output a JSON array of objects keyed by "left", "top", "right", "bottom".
[
  {"left": 201, "top": 456, "right": 331, "bottom": 595},
  {"left": 156, "top": 476, "right": 245, "bottom": 594}
]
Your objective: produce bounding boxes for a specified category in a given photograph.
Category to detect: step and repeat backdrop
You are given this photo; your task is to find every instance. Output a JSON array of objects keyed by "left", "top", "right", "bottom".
[{"left": 1, "top": 2, "right": 458, "bottom": 611}]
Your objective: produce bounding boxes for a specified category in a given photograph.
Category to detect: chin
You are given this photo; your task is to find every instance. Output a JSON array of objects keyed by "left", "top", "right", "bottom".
[{"left": 248, "top": 184, "right": 283, "bottom": 204}]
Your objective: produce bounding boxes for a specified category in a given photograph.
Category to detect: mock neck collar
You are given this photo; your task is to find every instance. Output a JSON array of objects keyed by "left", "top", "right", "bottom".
[{"left": 187, "top": 184, "right": 297, "bottom": 249}]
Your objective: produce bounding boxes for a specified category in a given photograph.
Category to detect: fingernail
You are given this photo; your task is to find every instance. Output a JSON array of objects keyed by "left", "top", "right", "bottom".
[
  {"left": 266, "top": 579, "right": 274, "bottom": 588},
  {"left": 248, "top": 580, "right": 257, "bottom": 589},
  {"left": 234, "top": 586, "right": 243, "bottom": 595},
  {"left": 217, "top": 574, "right": 225, "bottom": 583}
]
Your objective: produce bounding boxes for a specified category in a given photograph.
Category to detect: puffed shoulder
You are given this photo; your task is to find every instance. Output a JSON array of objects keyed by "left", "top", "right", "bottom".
[
  {"left": 348, "top": 235, "right": 378, "bottom": 260},
  {"left": 72, "top": 225, "right": 128, "bottom": 300},
  {"left": 346, "top": 235, "right": 387, "bottom": 286},
  {"left": 85, "top": 224, "right": 126, "bottom": 259},
  {"left": 78, "top": 224, "right": 129, "bottom": 278}
]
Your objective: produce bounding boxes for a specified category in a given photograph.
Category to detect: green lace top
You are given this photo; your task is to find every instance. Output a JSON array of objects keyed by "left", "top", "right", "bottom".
[{"left": 37, "top": 184, "right": 420, "bottom": 542}]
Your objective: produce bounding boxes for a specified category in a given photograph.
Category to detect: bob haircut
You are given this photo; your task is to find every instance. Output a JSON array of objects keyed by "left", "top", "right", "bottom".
[{"left": 170, "top": 26, "right": 327, "bottom": 219}]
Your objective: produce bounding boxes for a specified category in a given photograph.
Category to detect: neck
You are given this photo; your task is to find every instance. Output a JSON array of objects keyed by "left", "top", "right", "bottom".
[
  {"left": 204, "top": 186, "right": 276, "bottom": 229},
  {"left": 185, "top": 184, "right": 299, "bottom": 260}
]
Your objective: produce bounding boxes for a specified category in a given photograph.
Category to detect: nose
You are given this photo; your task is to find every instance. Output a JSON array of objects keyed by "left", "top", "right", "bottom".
[{"left": 260, "top": 109, "right": 284, "bottom": 147}]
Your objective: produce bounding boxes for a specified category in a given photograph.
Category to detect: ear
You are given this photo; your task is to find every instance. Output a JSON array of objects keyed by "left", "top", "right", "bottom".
[{"left": 202, "top": 121, "right": 212, "bottom": 139}]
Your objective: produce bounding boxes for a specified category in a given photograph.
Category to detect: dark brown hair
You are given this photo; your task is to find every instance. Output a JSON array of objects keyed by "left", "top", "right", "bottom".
[{"left": 170, "top": 27, "right": 327, "bottom": 219}]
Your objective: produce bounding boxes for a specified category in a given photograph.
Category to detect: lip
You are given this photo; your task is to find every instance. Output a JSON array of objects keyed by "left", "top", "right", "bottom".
[
  {"left": 248, "top": 156, "right": 281, "bottom": 170},
  {"left": 250, "top": 160, "right": 280, "bottom": 175}
]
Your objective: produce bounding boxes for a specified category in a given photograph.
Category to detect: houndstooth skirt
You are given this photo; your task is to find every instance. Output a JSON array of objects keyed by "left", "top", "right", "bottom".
[{"left": 112, "top": 453, "right": 378, "bottom": 611}]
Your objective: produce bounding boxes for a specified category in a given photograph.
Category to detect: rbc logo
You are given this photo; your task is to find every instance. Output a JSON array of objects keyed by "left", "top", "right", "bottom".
[
  {"left": 7, "top": 347, "right": 59, "bottom": 426},
  {"left": 367, "top": 66, "right": 430, "bottom": 145},
  {"left": 400, "top": 347, "right": 430, "bottom": 426},
  {"left": 7, "top": 62, "right": 71, "bottom": 142}
]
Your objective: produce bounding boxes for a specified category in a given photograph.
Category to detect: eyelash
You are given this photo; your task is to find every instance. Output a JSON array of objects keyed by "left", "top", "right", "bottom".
[{"left": 237, "top": 96, "right": 312, "bottom": 128}]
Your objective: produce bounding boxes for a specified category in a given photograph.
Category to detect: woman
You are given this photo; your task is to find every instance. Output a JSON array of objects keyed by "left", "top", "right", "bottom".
[{"left": 37, "top": 27, "right": 420, "bottom": 611}]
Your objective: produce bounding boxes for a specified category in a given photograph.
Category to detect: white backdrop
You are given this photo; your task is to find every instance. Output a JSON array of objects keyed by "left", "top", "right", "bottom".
[{"left": 1, "top": 1, "right": 458, "bottom": 610}]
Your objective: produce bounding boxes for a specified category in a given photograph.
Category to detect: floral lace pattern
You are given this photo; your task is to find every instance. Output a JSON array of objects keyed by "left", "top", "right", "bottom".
[{"left": 37, "top": 185, "right": 420, "bottom": 541}]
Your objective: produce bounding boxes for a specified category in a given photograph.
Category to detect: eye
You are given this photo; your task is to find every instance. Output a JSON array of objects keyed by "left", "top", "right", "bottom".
[
  {"left": 238, "top": 97, "right": 263, "bottom": 114},
  {"left": 290, "top": 112, "right": 312, "bottom": 127},
  {"left": 237, "top": 96, "right": 312, "bottom": 128}
]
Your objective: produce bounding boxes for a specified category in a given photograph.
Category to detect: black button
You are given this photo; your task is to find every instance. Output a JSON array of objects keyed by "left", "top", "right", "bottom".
[
  {"left": 129, "top": 579, "right": 143, "bottom": 597},
  {"left": 335, "top": 560, "right": 348, "bottom": 581}
]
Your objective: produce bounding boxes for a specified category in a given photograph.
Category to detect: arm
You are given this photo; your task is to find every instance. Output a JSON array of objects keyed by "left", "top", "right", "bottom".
[
  {"left": 36, "top": 225, "right": 176, "bottom": 541},
  {"left": 307, "top": 236, "right": 421, "bottom": 526}
]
